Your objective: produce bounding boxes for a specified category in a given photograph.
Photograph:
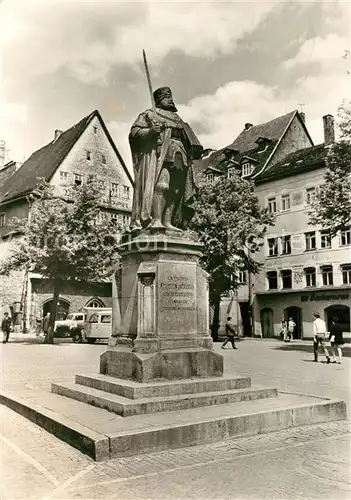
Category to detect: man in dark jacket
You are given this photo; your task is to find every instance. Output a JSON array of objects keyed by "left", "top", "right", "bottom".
[
  {"left": 329, "top": 317, "right": 344, "bottom": 364},
  {"left": 221, "top": 316, "right": 237, "bottom": 349},
  {"left": 2, "top": 312, "right": 12, "bottom": 344}
]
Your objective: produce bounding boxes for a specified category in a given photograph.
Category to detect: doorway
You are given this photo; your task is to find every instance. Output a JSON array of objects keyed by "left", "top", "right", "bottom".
[
  {"left": 284, "top": 306, "right": 302, "bottom": 339},
  {"left": 239, "top": 302, "right": 252, "bottom": 336},
  {"left": 325, "top": 305, "right": 350, "bottom": 332},
  {"left": 43, "top": 298, "right": 70, "bottom": 320},
  {"left": 260, "top": 308, "right": 274, "bottom": 338}
]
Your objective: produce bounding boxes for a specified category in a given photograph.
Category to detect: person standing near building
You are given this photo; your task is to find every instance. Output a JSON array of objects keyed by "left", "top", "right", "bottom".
[
  {"left": 313, "top": 312, "right": 330, "bottom": 363},
  {"left": 329, "top": 316, "right": 344, "bottom": 364},
  {"left": 221, "top": 317, "right": 237, "bottom": 349},
  {"left": 1, "top": 312, "right": 12, "bottom": 344},
  {"left": 287, "top": 317, "right": 296, "bottom": 341}
]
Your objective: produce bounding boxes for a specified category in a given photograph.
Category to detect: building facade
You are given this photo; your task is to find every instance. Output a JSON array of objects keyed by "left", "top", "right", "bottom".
[
  {"left": 0, "top": 110, "right": 133, "bottom": 330},
  {"left": 198, "top": 111, "right": 350, "bottom": 338}
]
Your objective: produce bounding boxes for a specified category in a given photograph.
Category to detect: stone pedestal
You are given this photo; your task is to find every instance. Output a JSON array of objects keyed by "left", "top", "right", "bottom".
[{"left": 100, "top": 230, "right": 223, "bottom": 381}]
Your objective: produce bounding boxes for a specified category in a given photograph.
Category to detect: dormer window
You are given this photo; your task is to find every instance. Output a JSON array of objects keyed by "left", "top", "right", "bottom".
[
  {"left": 242, "top": 162, "right": 252, "bottom": 177},
  {"left": 227, "top": 167, "right": 235, "bottom": 180}
]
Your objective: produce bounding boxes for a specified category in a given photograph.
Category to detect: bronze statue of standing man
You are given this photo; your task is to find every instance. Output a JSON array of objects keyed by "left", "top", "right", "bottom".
[{"left": 129, "top": 85, "right": 203, "bottom": 232}]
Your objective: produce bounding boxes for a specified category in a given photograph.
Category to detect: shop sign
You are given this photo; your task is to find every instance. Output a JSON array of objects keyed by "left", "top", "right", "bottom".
[{"left": 301, "top": 293, "right": 350, "bottom": 302}]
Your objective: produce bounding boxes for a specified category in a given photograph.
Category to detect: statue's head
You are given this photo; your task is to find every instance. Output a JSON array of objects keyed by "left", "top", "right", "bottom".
[{"left": 153, "top": 86, "right": 177, "bottom": 112}]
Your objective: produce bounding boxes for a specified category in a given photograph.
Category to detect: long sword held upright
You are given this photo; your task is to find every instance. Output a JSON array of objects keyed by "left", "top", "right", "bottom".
[{"left": 142, "top": 50, "right": 157, "bottom": 121}]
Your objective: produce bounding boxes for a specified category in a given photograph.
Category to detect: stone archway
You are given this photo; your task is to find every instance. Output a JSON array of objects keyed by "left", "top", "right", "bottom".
[
  {"left": 42, "top": 297, "right": 70, "bottom": 320},
  {"left": 325, "top": 304, "right": 350, "bottom": 332}
]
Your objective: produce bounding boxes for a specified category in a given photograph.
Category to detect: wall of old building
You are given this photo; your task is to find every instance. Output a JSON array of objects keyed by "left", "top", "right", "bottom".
[{"left": 0, "top": 199, "right": 29, "bottom": 238}]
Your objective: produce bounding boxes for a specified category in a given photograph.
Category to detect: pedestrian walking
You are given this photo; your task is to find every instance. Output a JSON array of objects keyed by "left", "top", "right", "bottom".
[
  {"left": 287, "top": 317, "right": 296, "bottom": 341},
  {"left": 1, "top": 312, "right": 12, "bottom": 344},
  {"left": 43, "top": 312, "right": 51, "bottom": 341},
  {"left": 313, "top": 312, "right": 330, "bottom": 363},
  {"left": 221, "top": 316, "right": 237, "bottom": 349},
  {"left": 329, "top": 317, "right": 344, "bottom": 364}
]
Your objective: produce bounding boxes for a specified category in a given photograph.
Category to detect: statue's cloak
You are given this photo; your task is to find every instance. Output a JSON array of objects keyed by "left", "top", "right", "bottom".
[{"left": 129, "top": 108, "right": 202, "bottom": 229}]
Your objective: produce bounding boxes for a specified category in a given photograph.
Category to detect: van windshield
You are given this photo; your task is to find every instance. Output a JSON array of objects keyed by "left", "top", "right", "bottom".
[{"left": 66, "top": 314, "right": 74, "bottom": 320}]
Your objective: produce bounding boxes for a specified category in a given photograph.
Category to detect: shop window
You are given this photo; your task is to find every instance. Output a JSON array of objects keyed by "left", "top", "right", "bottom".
[
  {"left": 267, "top": 271, "right": 278, "bottom": 290},
  {"left": 281, "top": 235, "right": 291, "bottom": 255},
  {"left": 340, "top": 227, "right": 351, "bottom": 246},
  {"left": 306, "top": 187, "right": 316, "bottom": 205},
  {"left": 281, "top": 194, "right": 290, "bottom": 211},
  {"left": 281, "top": 269, "right": 292, "bottom": 289},
  {"left": 321, "top": 265, "right": 333, "bottom": 286},
  {"left": 341, "top": 264, "right": 351, "bottom": 285},
  {"left": 267, "top": 197, "right": 277, "bottom": 214},
  {"left": 268, "top": 237, "right": 278, "bottom": 257},
  {"left": 321, "top": 230, "right": 331, "bottom": 249},
  {"left": 305, "top": 231, "right": 316, "bottom": 251},
  {"left": 305, "top": 267, "right": 316, "bottom": 287}
]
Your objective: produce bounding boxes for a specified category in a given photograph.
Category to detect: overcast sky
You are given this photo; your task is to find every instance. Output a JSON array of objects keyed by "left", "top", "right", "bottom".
[{"left": 1, "top": 0, "right": 350, "bottom": 172}]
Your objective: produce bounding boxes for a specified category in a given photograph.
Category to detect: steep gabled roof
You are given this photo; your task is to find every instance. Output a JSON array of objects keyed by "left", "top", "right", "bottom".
[
  {"left": 0, "top": 110, "right": 132, "bottom": 204},
  {"left": 255, "top": 144, "right": 327, "bottom": 183},
  {"left": 194, "top": 110, "right": 313, "bottom": 178}
]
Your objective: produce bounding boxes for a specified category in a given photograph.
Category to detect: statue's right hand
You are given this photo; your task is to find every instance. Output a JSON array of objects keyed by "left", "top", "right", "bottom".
[{"left": 150, "top": 122, "right": 162, "bottom": 135}]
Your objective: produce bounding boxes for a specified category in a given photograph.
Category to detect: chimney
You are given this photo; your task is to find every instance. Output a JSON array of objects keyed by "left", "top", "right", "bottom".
[
  {"left": 244, "top": 123, "right": 253, "bottom": 131},
  {"left": 54, "top": 129, "right": 63, "bottom": 141},
  {"left": 299, "top": 112, "right": 306, "bottom": 124},
  {"left": 323, "top": 114, "right": 335, "bottom": 146}
]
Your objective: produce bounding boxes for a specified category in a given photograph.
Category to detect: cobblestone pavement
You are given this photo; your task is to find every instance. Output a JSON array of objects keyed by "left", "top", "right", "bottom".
[{"left": 0, "top": 338, "right": 350, "bottom": 499}]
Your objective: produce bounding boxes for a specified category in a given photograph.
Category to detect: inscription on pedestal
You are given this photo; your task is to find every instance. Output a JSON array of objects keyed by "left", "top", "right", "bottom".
[{"left": 158, "top": 263, "right": 197, "bottom": 334}]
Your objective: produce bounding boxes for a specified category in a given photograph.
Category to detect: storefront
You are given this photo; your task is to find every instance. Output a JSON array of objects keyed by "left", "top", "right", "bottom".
[{"left": 254, "top": 288, "right": 351, "bottom": 339}]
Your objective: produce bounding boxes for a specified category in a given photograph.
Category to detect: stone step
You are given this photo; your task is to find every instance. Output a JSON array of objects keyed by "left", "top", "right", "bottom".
[
  {"left": 75, "top": 373, "right": 251, "bottom": 399},
  {"left": 0, "top": 387, "right": 346, "bottom": 461},
  {"left": 52, "top": 381, "right": 277, "bottom": 417}
]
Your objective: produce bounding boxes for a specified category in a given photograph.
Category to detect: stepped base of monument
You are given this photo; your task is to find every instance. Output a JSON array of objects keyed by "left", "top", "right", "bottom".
[
  {"left": 0, "top": 373, "right": 347, "bottom": 461},
  {"left": 100, "top": 347, "right": 224, "bottom": 382}
]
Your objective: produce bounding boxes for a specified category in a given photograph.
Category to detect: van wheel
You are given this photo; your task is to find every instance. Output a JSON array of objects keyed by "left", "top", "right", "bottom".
[
  {"left": 72, "top": 331, "right": 82, "bottom": 343},
  {"left": 87, "top": 338, "right": 96, "bottom": 344}
]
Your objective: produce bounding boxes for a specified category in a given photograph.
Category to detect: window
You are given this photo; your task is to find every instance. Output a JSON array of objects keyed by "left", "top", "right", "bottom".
[
  {"left": 86, "top": 150, "right": 91, "bottom": 161},
  {"left": 281, "top": 194, "right": 290, "bottom": 211},
  {"left": 74, "top": 174, "right": 83, "bottom": 186},
  {"left": 101, "top": 154, "right": 107, "bottom": 165},
  {"left": 86, "top": 298, "right": 105, "bottom": 308},
  {"left": 206, "top": 173, "right": 213, "bottom": 184},
  {"left": 89, "top": 313, "right": 98, "bottom": 323},
  {"left": 122, "top": 215, "right": 130, "bottom": 226},
  {"left": 267, "top": 271, "right": 278, "bottom": 290},
  {"left": 268, "top": 197, "right": 277, "bottom": 214},
  {"left": 227, "top": 167, "right": 234, "bottom": 179},
  {"left": 93, "top": 126, "right": 98, "bottom": 134},
  {"left": 321, "top": 230, "right": 331, "bottom": 249},
  {"left": 110, "top": 213, "right": 119, "bottom": 226},
  {"left": 340, "top": 227, "right": 351, "bottom": 246},
  {"left": 238, "top": 270, "right": 247, "bottom": 284},
  {"left": 60, "top": 171, "right": 69, "bottom": 185},
  {"left": 306, "top": 187, "right": 316, "bottom": 205},
  {"left": 305, "top": 267, "right": 316, "bottom": 287},
  {"left": 281, "top": 235, "right": 291, "bottom": 255},
  {"left": 342, "top": 264, "right": 351, "bottom": 285},
  {"left": 242, "top": 162, "right": 252, "bottom": 177},
  {"left": 101, "top": 314, "right": 112, "bottom": 323},
  {"left": 281, "top": 270, "right": 292, "bottom": 289},
  {"left": 123, "top": 186, "right": 130, "bottom": 199},
  {"left": 268, "top": 237, "right": 278, "bottom": 257},
  {"left": 305, "top": 231, "right": 316, "bottom": 251},
  {"left": 321, "top": 265, "right": 333, "bottom": 286},
  {"left": 0, "top": 213, "right": 5, "bottom": 227},
  {"left": 111, "top": 182, "right": 119, "bottom": 197},
  {"left": 98, "top": 179, "right": 107, "bottom": 191}
]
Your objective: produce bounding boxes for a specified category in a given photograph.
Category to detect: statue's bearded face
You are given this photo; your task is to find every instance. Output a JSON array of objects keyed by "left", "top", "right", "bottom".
[{"left": 158, "top": 96, "right": 177, "bottom": 112}]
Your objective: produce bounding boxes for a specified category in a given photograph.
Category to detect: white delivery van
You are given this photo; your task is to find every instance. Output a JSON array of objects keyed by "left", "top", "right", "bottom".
[{"left": 83, "top": 307, "right": 112, "bottom": 344}]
